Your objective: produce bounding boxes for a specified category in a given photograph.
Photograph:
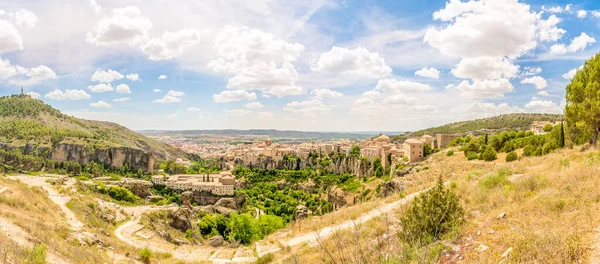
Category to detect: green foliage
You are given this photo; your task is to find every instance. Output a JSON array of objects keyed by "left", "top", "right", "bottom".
[
  {"left": 424, "top": 144, "right": 432, "bottom": 157},
  {"left": 373, "top": 157, "right": 384, "bottom": 177},
  {"left": 446, "top": 150, "right": 454, "bottom": 156},
  {"left": 479, "top": 168, "right": 510, "bottom": 190},
  {"left": 466, "top": 152, "right": 479, "bottom": 161},
  {"left": 349, "top": 146, "right": 360, "bottom": 157},
  {"left": 506, "top": 151, "right": 518, "bottom": 162},
  {"left": 400, "top": 179, "right": 464, "bottom": 246},
  {"left": 139, "top": 248, "right": 153, "bottom": 264},
  {"left": 255, "top": 253, "right": 275, "bottom": 264},
  {"left": 227, "top": 213, "right": 258, "bottom": 244},
  {"left": 565, "top": 53, "right": 600, "bottom": 145},
  {"left": 480, "top": 146, "right": 497, "bottom": 162},
  {"left": 160, "top": 160, "right": 187, "bottom": 174},
  {"left": 543, "top": 124, "right": 553, "bottom": 133},
  {"left": 28, "top": 244, "right": 47, "bottom": 264},
  {"left": 97, "top": 185, "right": 139, "bottom": 203}
]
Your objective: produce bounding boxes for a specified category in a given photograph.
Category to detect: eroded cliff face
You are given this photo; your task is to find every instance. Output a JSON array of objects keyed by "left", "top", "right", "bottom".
[
  {"left": 2, "top": 143, "right": 154, "bottom": 173},
  {"left": 233, "top": 155, "right": 374, "bottom": 177}
]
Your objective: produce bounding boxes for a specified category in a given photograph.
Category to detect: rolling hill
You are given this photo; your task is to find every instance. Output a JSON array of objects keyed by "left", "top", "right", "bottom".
[
  {"left": 0, "top": 94, "right": 190, "bottom": 161},
  {"left": 141, "top": 129, "right": 375, "bottom": 140}
]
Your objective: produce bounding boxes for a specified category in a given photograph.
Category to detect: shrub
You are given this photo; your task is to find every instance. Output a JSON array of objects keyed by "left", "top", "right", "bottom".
[
  {"left": 400, "top": 179, "right": 464, "bottom": 246},
  {"left": 446, "top": 150, "right": 454, "bottom": 156},
  {"left": 523, "top": 145, "right": 535, "bottom": 157},
  {"left": 480, "top": 146, "right": 497, "bottom": 161},
  {"left": 480, "top": 168, "right": 510, "bottom": 189},
  {"left": 139, "top": 248, "right": 152, "bottom": 264},
  {"left": 506, "top": 151, "right": 518, "bottom": 162},
  {"left": 466, "top": 151, "right": 478, "bottom": 160},
  {"left": 256, "top": 253, "right": 275, "bottom": 264}
]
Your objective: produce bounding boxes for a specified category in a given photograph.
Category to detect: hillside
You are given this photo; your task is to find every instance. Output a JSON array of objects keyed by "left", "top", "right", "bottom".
[
  {"left": 141, "top": 129, "right": 374, "bottom": 140},
  {"left": 0, "top": 95, "right": 189, "bottom": 160},
  {"left": 392, "top": 113, "right": 563, "bottom": 141}
]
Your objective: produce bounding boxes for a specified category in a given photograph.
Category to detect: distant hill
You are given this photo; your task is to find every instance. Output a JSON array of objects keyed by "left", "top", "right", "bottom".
[
  {"left": 141, "top": 129, "right": 375, "bottom": 140},
  {"left": 0, "top": 95, "right": 190, "bottom": 160},
  {"left": 392, "top": 113, "right": 564, "bottom": 141}
]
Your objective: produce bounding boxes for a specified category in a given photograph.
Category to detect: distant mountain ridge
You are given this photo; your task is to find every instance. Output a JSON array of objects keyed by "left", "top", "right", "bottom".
[
  {"left": 141, "top": 129, "right": 376, "bottom": 140},
  {"left": 392, "top": 113, "right": 564, "bottom": 141},
  {"left": 0, "top": 95, "right": 190, "bottom": 161}
]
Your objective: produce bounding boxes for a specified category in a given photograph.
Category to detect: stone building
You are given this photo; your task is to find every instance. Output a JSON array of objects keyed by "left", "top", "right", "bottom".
[
  {"left": 436, "top": 134, "right": 462, "bottom": 149},
  {"left": 402, "top": 138, "right": 424, "bottom": 162},
  {"left": 163, "top": 171, "right": 235, "bottom": 196}
]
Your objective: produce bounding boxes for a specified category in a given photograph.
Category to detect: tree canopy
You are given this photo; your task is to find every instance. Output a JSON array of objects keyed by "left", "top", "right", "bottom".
[{"left": 565, "top": 53, "right": 600, "bottom": 145}]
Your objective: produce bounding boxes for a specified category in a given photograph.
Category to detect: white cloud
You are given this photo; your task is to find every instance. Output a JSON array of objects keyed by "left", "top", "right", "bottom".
[
  {"left": 126, "top": 73, "right": 140, "bottom": 81},
  {"left": 10, "top": 9, "right": 38, "bottom": 29},
  {"left": 158, "top": 75, "right": 167, "bottom": 80},
  {"left": 208, "top": 26, "right": 305, "bottom": 97},
  {"left": 167, "top": 90, "right": 185, "bottom": 97},
  {"left": 212, "top": 90, "right": 257, "bottom": 103},
  {"left": 577, "top": 10, "right": 587, "bottom": 18},
  {"left": 414, "top": 67, "right": 440, "bottom": 79},
  {"left": 454, "top": 78, "right": 514, "bottom": 98},
  {"left": 10, "top": 65, "right": 57, "bottom": 85},
  {"left": 538, "top": 15, "right": 565, "bottom": 42},
  {"left": 113, "top": 97, "right": 130, "bottom": 102},
  {"left": 91, "top": 69, "right": 124, "bottom": 83},
  {"left": 382, "top": 94, "right": 419, "bottom": 105},
  {"left": 524, "top": 99, "right": 562, "bottom": 113},
  {"left": 521, "top": 76, "right": 548, "bottom": 89},
  {"left": 91, "top": 100, "right": 111, "bottom": 108},
  {"left": 115, "top": 84, "right": 132, "bottom": 94},
  {"left": 521, "top": 66, "right": 542, "bottom": 76},
  {"left": 88, "top": 0, "right": 102, "bottom": 14},
  {"left": 593, "top": 11, "right": 600, "bottom": 18},
  {"left": 0, "top": 20, "right": 23, "bottom": 52},
  {"left": 541, "top": 5, "right": 570, "bottom": 14},
  {"left": 153, "top": 89, "right": 161, "bottom": 92},
  {"left": 451, "top": 102, "right": 524, "bottom": 118},
  {"left": 284, "top": 99, "right": 332, "bottom": 115},
  {"left": 187, "top": 107, "right": 201, "bottom": 112},
  {"left": 45, "top": 89, "right": 91, "bottom": 100},
  {"left": 86, "top": 6, "right": 153, "bottom": 46},
  {"left": 0, "top": 58, "right": 19, "bottom": 79},
  {"left": 310, "top": 88, "right": 343, "bottom": 99},
  {"left": 451, "top": 56, "right": 519, "bottom": 80},
  {"left": 257, "top": 112, "right": 274, "bottom": 120},
  {"left": 26, "top": 91, "right": 41, "bottom": 99},
  {"left": 425, "top": 0, "right": 537, "bottom": 58},
  {"left": 245, "top": 101, "right": 264, "bottom": 109},
  {"left": 223, "top": 109, "right": 251, "bottom": 116},
  {"left": 153, "top": 95, "right": 180, "bottom": 104},
  {"left": 374, "top": 79, "right": 432, "bottom": 93},
  {"left": 311, "top": 46, "right": 392, "bottom": 78},
  {"left": 562, "top": 66, "right": 583, "bottom": 79},
  {"left": 537, "top": 91, "right": 550, "bottom": 96},
  {"left": 141, "top": 29, "right": 201, "bottom": 60},
  {"left": 167, "top": 113, "right": 179, "bottom": 119},
  {"left": 88, "top": 83, "right": 113, "bottom": 93},
  {"left": 550, "top": 33, "right": 596, "bottom": 54}
]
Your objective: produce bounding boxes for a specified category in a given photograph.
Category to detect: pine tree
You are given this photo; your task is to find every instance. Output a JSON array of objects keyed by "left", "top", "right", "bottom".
[{"left": 565, "top": 53, "right": 600, "bottom": 145}]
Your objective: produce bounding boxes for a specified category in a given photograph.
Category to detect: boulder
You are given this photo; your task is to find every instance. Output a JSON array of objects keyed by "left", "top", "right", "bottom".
[
  {"left": 294, "top": 205, "right": 310, "bottom": 220},
  {"left": 208, "top": 235, "right": 224, "bottom": 247},
  {"left": 327, "top": 187, "right": 348, "bottom": 209},
  {"left": 158, "top": 231, "right": 173, "bottom": 243},
  {"left": 379, "top": 179, "right": 405, "bottom": 197},
  {"left": 169, "top": 208, "right": 193, "bottom": 232},
  {"left": 214, "top": 198, "right": 238, "bottom": 210},
  {"left": 181, "top": 191, "right": 193, "bottom": 207}
]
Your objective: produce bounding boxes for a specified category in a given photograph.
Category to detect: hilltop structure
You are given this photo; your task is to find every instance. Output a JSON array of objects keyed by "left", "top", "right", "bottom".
[{"left": 152, "top": 171, "right": 235, "bottom": 196}]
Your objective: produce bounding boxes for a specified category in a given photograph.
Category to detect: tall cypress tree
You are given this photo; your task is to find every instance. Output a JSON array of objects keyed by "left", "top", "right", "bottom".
[{"left": 560, "top": 121, "right": 565, "bottom": 148}]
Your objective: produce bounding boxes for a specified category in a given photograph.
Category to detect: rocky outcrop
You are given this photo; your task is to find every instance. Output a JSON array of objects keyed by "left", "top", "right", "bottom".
[
  {"left": 181, "top": 191, "right": 193, "bottom": 208},
  {"left": 328, "top": 186, "right": 351, "bottom": 209},
  {"left": 189, "top": 190, "right": 245, "bottom": 208},
  {"left": 121, "top": 180, "right": 152, "bottom": 198},
  {"left": 380, "top": 179, "right": 405, "bottom": 197},
  {"left": 233, "top": 155, "right": 374, "bottom": 178},
  {"left": 214, "top": 198, "right": 239, "bottom": 210},
  {"left": 208, "top": 235, "right": 224, "bottom": 247},
  {"left": 294, "top": 205, "right": 311, "bottom": 220},
  {"left": 169, "top": 208, "right": 193, "bottom": 232}
]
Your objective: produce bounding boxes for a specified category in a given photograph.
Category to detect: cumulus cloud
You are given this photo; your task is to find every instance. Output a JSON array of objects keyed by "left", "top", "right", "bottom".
[
  {"left": 88, "top": 83, "right": 113, "bottom": 93},
  {"left": 521, "top": 76, "right": 548, "bottom": 89},
  {"left": 90, "top": 101, "right": 111, "bottom": 108},
  {"left": 284, "top": 99, "right": 332, "bottom": 115},
  {"left": 244, "top": 102, "right": 264, "bottom": 109},
  {"left": 374, "top": 79, "right": 432, "bottom": 93},
  {"left": 223, "top": 109, "right": 251, "bottom": 116},
  {"left": 311, "top": 46, "right": 392, "bottom": 78},
  {"left": 115, "top": 84, "right": 131, "bottom": 93},
  {"left": 153, "top": 88, "right": 161, "bottom": 92},
  {"left": 451, "top": 56, "right": 519, "bottom": 80},
  {"left": 88, "top": 0, "right": 102, "bottom": 14},
  {"left": 538, "top": 15, "right": 565, "bottom": 42},
  {"left": 451, "top": 101, "right": 524, "bottom": 118},
  {"left": 550, "top": 33, "right": 596, "bottom": 54},
  {"left": 537, "top": 91, "right": 550, "bottom": 96},
  {"left": 158, "top": 75, "right": 167, "bottom": 80},
  {"left": 521, "top": 66, "right": 542, "bottom": 76},
  {"left": 26, "top": 91, "right": 41, "bottom": 99},
  {"left": 153, "top": 90, "right": 184, "bottom": 104},
  {"left": 0, "top": 20, "right": 23, "bottom": 51},
  {"left": 454, "top": 79, "right": 514, "bottom": 98},
  {"left": 310, "top": 89, "right": 343, "bottom": 99},
  {"left": 541, "top": 5, "right": 571, "bottom": 14},
  {"left": 10, "top": 65, "right": 57, "bottom": 86},
  {"left": 382, "top": 94, "right": 419, "bottom": 105},
  {"left": 126, "top": 73, "right": 140, "bottom": 81},
  {"left": 525, "top": 98, "right": 562, "bottom": 113},
  {"left": 212, "top": 90, "right": 257, "bottom": 103},
  {"left": 578, "top": 10, "right": 587, "bottom": 18},
  {"left": 208, "top": 26, "right": 305, "bottom": 97},
  {"left": 86, "top": 6, "right": 153, "bottom": 46},
  {"left": 562, "top": 66, "right": 583, "bottom": 80},
  {"left": 113, "top": 97, "right": 130, "bottom": 102},
  {"left": 141, "top": 29, "right": 201, "bottom": 60},
  {"left": 45, "top": 89, "right": 91, "bottom": 100},
  {"left": 187, "top": 107, "right": 201, "bottom": 112},
  {"left": 414, "top": 67, "right": 440, "bottom": 79},
  {"left": 91, "top": 69, "right": 124, "bottom": 83}
]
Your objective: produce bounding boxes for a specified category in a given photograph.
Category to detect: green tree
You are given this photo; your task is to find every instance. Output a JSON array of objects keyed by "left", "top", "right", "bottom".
[
  {"left": 349, "top": 146, "right": 360, "bottom": 157},
  {"left": 227, "top": 213, "right": 258, "bottom": 245},
  {"left": 506, "top": 151, "right": 518, "bottom": 162},
  {"left": 423, "top": 144, "right": 432, "bottom": 157},
  {"left": 565, "top": 53, "right": 600, "bottom": 145},
  {"left": 480, "top": 146, "right": 497, "bottom": 161},
  {"left": 543, "top": 124, "right": 553, "bottom": 133},
  {"left": 139, "top": 248, "right": 152, "bottom": 264},
  {"left": 559, "top": 121, "right": 565, "bottom": 147}
]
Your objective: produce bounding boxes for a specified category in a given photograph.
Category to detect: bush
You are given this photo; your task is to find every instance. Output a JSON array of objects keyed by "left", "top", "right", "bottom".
[
  {"left": 139, "top": 248, "right": 152, "bottom": 264},
  {"left": 466, "top": 151, "right": 479, "bottom": 160},
  {"left": 523, "top": 145, "right": 535, "bottom": 157},
  {"left": 400, "top": 179, "right": 464, "bottom": 246},
  {"left": 506, "top": 151, "right": 518, "bottom": 162},
  {"left": 256, "top": 253, "right": 275, "bottom": 264},
  {"left": 480, "top": 146, "right": 497, "bottom": 161},
  {"left": 446, "top": 150, "right": 454, "bottom": 156},
  {"left": 480, "top": 168, "right": 510, "bottom": 189}
]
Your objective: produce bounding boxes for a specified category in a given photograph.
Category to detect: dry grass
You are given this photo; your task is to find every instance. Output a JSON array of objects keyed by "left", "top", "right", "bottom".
[{"left": 282, "top": 147, "right": 600, "bottom": 263}]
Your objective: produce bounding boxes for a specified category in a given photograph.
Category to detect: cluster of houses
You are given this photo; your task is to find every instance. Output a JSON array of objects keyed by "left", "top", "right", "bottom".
[{"left": 151, "top": 171, "right": 235, "bottom": 196}]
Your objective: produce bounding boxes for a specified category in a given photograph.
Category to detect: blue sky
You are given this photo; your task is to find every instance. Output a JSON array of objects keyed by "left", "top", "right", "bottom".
[{"left": 0, "top": 0, "right": 599, "bottom": 132}]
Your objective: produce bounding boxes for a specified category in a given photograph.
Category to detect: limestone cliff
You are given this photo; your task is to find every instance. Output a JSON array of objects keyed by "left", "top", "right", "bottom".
[{"left": 233, "top": 155, "right": 374, "bottom": 177}]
